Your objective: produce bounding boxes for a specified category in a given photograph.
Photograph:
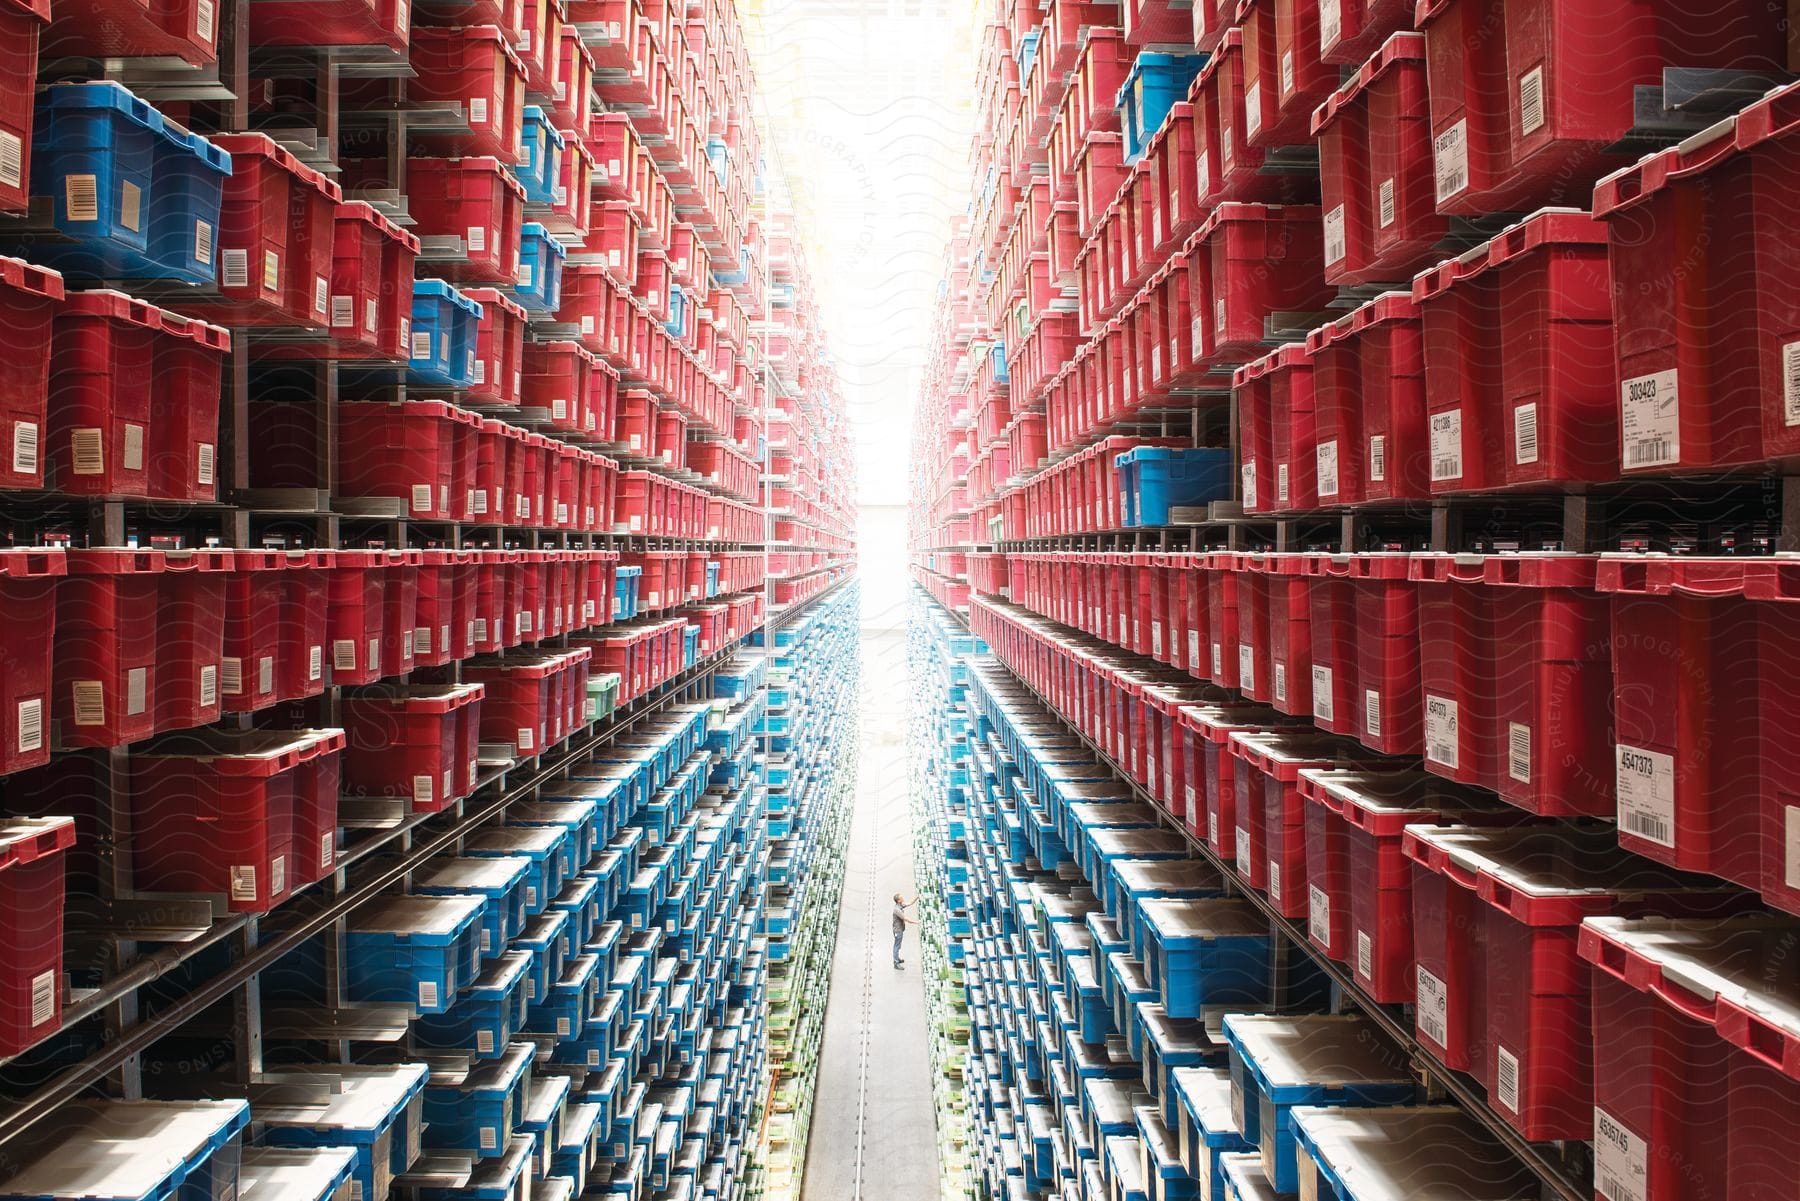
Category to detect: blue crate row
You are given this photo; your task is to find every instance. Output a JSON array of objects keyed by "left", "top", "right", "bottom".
[{"left": 911, "top": 590, "right": 1544, "bottom": 1201}]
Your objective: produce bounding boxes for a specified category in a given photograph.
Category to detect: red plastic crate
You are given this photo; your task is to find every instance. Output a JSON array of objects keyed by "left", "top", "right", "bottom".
[
  {"left": 0, "top": 548, "right": 64, "bottom": 777},
  {"left": 45, "top": 0, "right": 217, "bottom": 65},
  {"left": 188, "top": 133, "right": 342, "bottom": 329},
  {"left": 1581, "top": 916, "right": 1800, "bottom": 1201},
  {"left": 1595, "top": 556, "right": 1796, "bottom": 903},
  {"left": 0, "top": 258, "right": 62, "bottom": 490},
  {"left": 1595, "top": 81, "right": 1800, "bottom": 475},
  {"left": 378, "top": 551, "right": 423, "bottom": 679},
  {"left": 1238, "top": 0, "right": 1338, "bottom": 149},
  {"left": 1230, "top": 727, "right": 1390, "bottom": 916},
  {"left": 1405, "top": 823, "right": 1747, "bottom": 1141},
  {"left": 1311, "top": 32, "right": 1443, "bottom": 287},
  {"left": 414, "top": 549, "right": 479, "bottom": 668},
  {"left": 152, "top": 549, "right": 230, "bottom": 734},
  {"left": 1304, "top": 290, "right": 1426, "bottom": 505},
  {"left": 1318, "top": 0, "right": 1413, "bottom": 64},
  {"left": 405, "top": 157, "right": 528, "bottom": 289},
  {"left": 1414, "top": 209, "right": 1614, "bottom": 493},
  {"left": 1298, "top": 766, "right": 1507, "bottom": 997},
  {"left": 1410, "top": 553, "right": 1612, "bottom": 815},
  {"left": 55, "top": 550, "right": 164, "bottom": 749},
  {"left": 1184, "top": 203, "right": 1329, "bottom": 371},
  {"left": 0, "top": 0, "right": 47, "bottom": 213},
  {"left": 49, "top": 290, "right": 229, "bottom": 502},
  {"left": 1297, "top": 554, "right": 1358, "bottom": 740},
  {"left": 1182, "top": 703, "right": 1306, "bottom": 858},
  {"left": 342, "top": 682, "right": 484, "bottom": 813},
  {"left": 337, "top": 400, "right": 480, "bottom": 522},
  {"left": 0, "top": 816, "right": 75, "bottom": 1055},
  {"left": 326, "top": 202, "right": 420, "bottom": 361},
  {"left": 522, "top": 339, "right": 598, "bottom": 436},
  {"left": 461, "top": 287, "right": 528, "bottom": 408},
  {"left": 407, "top": 26, "right": 529, "bottom": 161},
  {"left": 518, "top": 0, "right": 563, "bottom": 100},
  {"left": 1341, "top": 552, "right": 1421, "bottom": 757},
  {"left": 131, "top": 727, "right": 344, "bottom": 910},
  {"left": 249, "top": 0, "right": 407, "bottom": 51},
  {"left": 1235, "top": 343, "right": 1316, "bottom": 513},
  {"left": 465, "top": 647, "right": 591, "bottom": 757},
  {"left": 326, "top": 550, "right": 410, "bottom": 686}
]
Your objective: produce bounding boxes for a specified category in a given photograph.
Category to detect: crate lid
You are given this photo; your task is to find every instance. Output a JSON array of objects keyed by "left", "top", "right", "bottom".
[
  {"left": 523, "top": 1072, "right": 572, "bottom": 1131},
  {"left": 0, "top": 1100, "right": 249, "bottom": 1201},
  {"left": 1082, "top": 1076, "right": 1151, "bottom": 1129},
  {"left": 1404, "top": 824, "right": 1734, "bottom": 905},
  {"left": 1222, "top": 1015, "right": 1412, "bottom": 1090},
  {"left": 349, "top": 894, "right": 484, "bottom": 938},
  {"left": 1171, "top": 1065, "right": 1239, "bottom": 1137},
  {"left": 1289, "top": 1105, "right": 1541, "bottom": 1200},
  {"left": 257, "top": 1064, "right": 429, "bottom": 1132},
  {"left": 413, "top": 854, "right": 532, "bottom": 897},
  {"left": 467, "top": 949, "right": 531, "bottom": 998},
  {"left": 518, "top": 906, "right": 571, "bottom": 947},
  {"left": 1136, "top": 1001, "right": 1223, "bottom": 1057},
  {"left": 412, "top": 277, "right": 485, "bottom": 318},
  {"left": 1579, "top": 915, "right": 1800, "bottom": 1042},
  {"left": 0, "top": 816, "right": 75, "bottom": 871},
  {"left": 1111, "top": 858, "right": 1224, "bottom": 897},
  {"left": 1086, "top": 828, "right": 1188, "bottom": 858},
  {"left": 237, "top": 1148, "right": 356, "bottom": 1201},
  {"left": 1140, "top": 897, "right": 1266, "bottom": 943},
  {"left": 1221, "top": 1153, "right": 1280, "bottom": 1201}
]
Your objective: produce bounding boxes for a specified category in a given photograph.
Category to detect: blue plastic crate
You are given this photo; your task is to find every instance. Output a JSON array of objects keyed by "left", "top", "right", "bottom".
[
  {"left": 1136, "top": 1003, "right": 1225, "bottom": 1130},
  {"left": 423, "top": 1041, "right": 533, "bottom": 1158},
  {"left": 704, "top": 561, "right": 720, "bottom": 598},
  {"left": 613, "top": 565, "right": 642, "bottom": 620},
  {"left": 418, "top": 1137, "right": 532, "bottom": 1201},
  {"left": 513, "top": 223, "right": 565, "bottom": 314},
  {"left": 1118, "top": 52, "right": 1206, "bottom": 162},
  {"left": 0, "top": 1100, "right": 249, "bottom": 1201},
  {"left": 412, "top": 855, "right": 531, "bottom": 961},
  {"left": 412, "top": 949, "right": 531, "bottom": 1059},
  {"left": 259, "top": 1066, "right": 429, "bottom": 1201},
  {"left": 1137, "top": 898, "right": 1270, "bottom": 1019},
  {"left": 683, "top": 624, "right": 700, "bottom": 667},
  {"left": 516, "top": 908, "right": 571, "bottom": 1007},
  {"left": 552, "top": 1101, "right": 603, "bottom": 1196},
  {"left": 408, "top": 278, "right": 482, "bottom": 388},
  {"left": 21, "top": 83, "right": 230, "bottom": 285},
  {"left": 1221, "top": 1015, "right": 1417, "bottom": 1195},
  {"left": 345, "top": 895, "right": 485, "bottom": 1013},
  {"left": 664, "top": 285, "right": 685, "bottom": 337},
  {"left": 1115, "top": 446, "right": 1233, "bottom": 527},
  {"left": 1016, "top": 29, "right": 1040, "bottom": 83},
  {"left": 512, "top": 107, "right": 564, "bottom": 205},
  {"left": 1220, "top": 1152, "right": 1277, "bottom": 1201},
  {"left": 990, "top": 340, "right": 1008, "bottom": 384},
  {"left": 510, "top": 796, "right": 600, "bottom": 878},
  {"left": 236, "top": 1148, "right": 356, "bottom": 1201},
  {"left": 550, "top": 872, "right": 603, "bottom": 948},
  {"left": 1172, "top": 1067, "right": 1252, "bottom": 1201},
  {"left": 519, "top": 1073, "right": 571, "bottom": 1182},
  {"left": 528, "top": 951, "right": 600, "bottom": 1040},
  {"left": 463, "top": 823, "right": 570, "bottom": 916}
]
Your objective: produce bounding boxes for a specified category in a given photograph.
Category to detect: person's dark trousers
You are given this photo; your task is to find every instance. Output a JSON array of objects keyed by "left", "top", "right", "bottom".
[{"left": 892, "top": 927, "right": 903, "bottom": 967}]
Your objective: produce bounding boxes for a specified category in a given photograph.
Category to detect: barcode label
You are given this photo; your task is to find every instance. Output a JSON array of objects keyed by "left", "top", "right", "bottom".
[
  {"left": 410, "top": 331, "right": 431, "bottom": 360},
  {"left": 30, "top": 970, "right": 55, "bottom": 1027},
  {"left": 1316, "top": 440, "right": 1339, "bottom": 498},
  {"left": 1323, "top": 204, "right": 1346, "bottom": 266},
  {"left": 1319, "top": 0, "right": 1341, "bottom": 49},
  {"left": 1416, "top": 967, "right": 1449, "bottom": 1047},
  {"left": 414, "top": 626, "right": 430, "bottom": 656},
  {"left": 1240, "top": 461, "right": 1256, "bottom": 509},
  {"left": 1209, "top": 811, "right": 1219, "bottom": 845},
  {"left": 1312, "top": 666, "right": 1333, "bottom": 723},
  {"left": 1273, "top": 661, "right": 1286, "bottom": 703},
  {"left": 1507, "top": 722, "right": 1531, "bottom": 783},
  {"left": 194, "top": 219, "right": 213, "bottom": 264},
  {"left": 473, "top": 358, "right": 486, "bottom": 385},
  {"left": 1212, "top": 643, "right": 1223, "bottom": 678},
  {"left": 414, "top": 773, "right": 434, "bottom": 804},
  {"left": 1277, "top": 462, "right": 1290, "bottom": 503},
  {"left": 518, "top": 726, "right": 535, "bottom": 751},
  {"left": 333, "top": 639, "right": 356, "bottom": 671},
  {"left": 1425, "top": 695, "right": 1459, "bottom": 768},
  {"left": 412, "top": 484, "right": 433, "bottom": 512},
  {"left": 368, "top": 637, "right": 379, "bottom": 670},
  {"left": 467, "top": 225, "right": 486, "bottom": 253},
  {"left": 72, "top": 681, "right": 104, "bottom": 726},
  {"left": 222, "top": 248, "right": 249, "bottom": 288},
  {"left": 220, "top": 656, "right": 241, "bottom": 696},
  {"left": 1429, "top": 409, "right": 1463, "bottom": 481},
  {"left": 1356, "top": 931, "right": 1372, "bottom": 980},
  {"left": 332, "top": 295, "right": 354, "bottom": 327},
  {"left": 314, "top": 276, "right": 329, "bottom": 316},
  {"left": 12, "top": 421, "right": 36, "bottom": 475},
  {"left": 1616, "top": 744, "right": 1676, "bottom": 848},
  {"left": 1196, "top": 150, "right": 1210, "bottom": 197},
  {"left": 197, "top": 443, "right": 214, "bottom": 486},
  {"left": 258, "top": 657, "right": 272, "bottom": 696},
  {"left": 1496, "top": 1045, "right": 1521, "bottom": 1113},
  {"left": 1238, "top": 644, "right": 1255, "bottom": 690},
  {"left": 469, "top": 97, "right": 488, "bottom": 123},
  {"left": 1434, "top": 120, "right": 1469, "bottom": 202},
  {"left": 1234, "top": 828, "right": 1252, "bottom": 878},
  {"left": 1784, "top": 341, "right": 1800, "bottom": 427},
  {"left": 477, "top": 1029, "right": 494, "bottom": 1054},
  {"left": 1594, "top": 1109, "right": 1647, "bottom": 1201},
  {"left": 1378, "top": 177, "right": 1396, "bottom": 228},
  {"left": 0, "top": 132, "right": 20, "bottom": 189},
  {"left": 1280, "top": 51, "right": 1294, "bottom": 96},
  {"left": 1268, "top": 861, "right": 1282, "bottom": 902},
  {"left": 1189, "top": 630, "right": 1200, "bottom": 669},
  {"left": 199, "top": 664, "right": 217, "bottom": 708},
  {"left": 1215, "top": 298, "right": 1226, "bottom": 333},
  {"left": 17, "top": 698, "right": 42, "bottom": 753},
  {"left": 1308, "top": 885, "right": 1329, "bottom": 933},
  {"left": 271, "top": 854, "right": 285, "bottom": 896},
  {"left": 309, "top": 645, "right": 322, "bottom": 680},
  {"left": 474, "top": 618, "right": 488, "bottom": 642},
  {"left": 367, "top": 299, "right": 379, "bottom": 333},
  {"left": 1787, "top": 806, "right": 1800, "bottom": 890},
  {"left": 230, "top": 865, "right": 257, "bottom": 901},
  {"left": 1519, "top": 67, "right": 1546, "bottom": 135},
  {"left": 196, "top": 0, "right": 214, "bottom": 41},
  {"left": 259, "top": 250, "right": 279, "bottom": 293},
  {"left": 1244, "top": 82, "right": 1262, "bottom": 139},
  {"left": 66, "top": 174, "right": 98, "bottom": 222},
  {"left": 1369, "top": 434, "right": 1386, "bottom": 482},
  {"left": 1622, "top": 370, "right": 1680, "bottom": 468},
  {"left": 127, "top": 668, "right": 146, "bottom": 715},
  {"left": 71, "top": 428, "right": 103, "bottom": 475},
  {"left": 1513, "top": 403, "right": 1539, "bottom": 465},
  {"left": 420, "top": 980, "right": 440, "bottom": 1009}
]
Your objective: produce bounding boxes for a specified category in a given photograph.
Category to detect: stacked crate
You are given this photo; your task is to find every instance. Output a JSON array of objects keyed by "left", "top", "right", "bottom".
[{"left": 913, "top": 2, "right": 1800, "bottom": 1199}]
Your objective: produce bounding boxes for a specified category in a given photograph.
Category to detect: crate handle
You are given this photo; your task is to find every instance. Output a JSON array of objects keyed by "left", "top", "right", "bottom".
[
  {"left": 1741, "top": 81, "right": 1800, "bottom": 147},
  {"left": 1645, "top": 965, "right": 1722, "bottom": 1025},
  {"left": 1736, "top": 1009, "right": 1796, "bottom": 1072},
  {"left": 1666, "top": 574, "right": 1749, "bottom": 599}
]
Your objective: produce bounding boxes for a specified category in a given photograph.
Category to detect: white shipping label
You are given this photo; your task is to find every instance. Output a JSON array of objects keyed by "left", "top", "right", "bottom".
[
  {"left": 1508, "top": 722, "right": 1532, "bottom": 783},
  {"left": 469, "top": 97, "right": 488, "bottom": 124},
  {"left": 1434, "top": 119, "right": 1469, "bottom": 203},
  {"left": 1378, "top": 177, "right": 1396, "bottom": 228},
  {"left": 412, "top": 484, "right": 434, "bottom": 512},
  {"left": 1274, "top": 661, "right": 1286, "bottom": 703},
  {"left": 1277, "top": 462, "right": 1290, "bottom": 503},
  {"left": 1369, "top": 434, "right": 1387, "bottom": 482},
  {"left": 197, "top": 443, "right": 214, "bottom": 486},
  {"left": 410, "top": 331, "right": 432, "bottom": 361},
  {"left": 1416, "top": 967, "right": 1449, "bottom": 1046},
  {"left": 1622, "top": 370, "right": 1681, "bottom": 468},
  {"left": 1212, "top": 642, "right": 1224, "bottom": 678},
  {"left": 1244, "top": 82, "right": 1263, "bottom": 139},
  {"left": 309, "top": 645, "right": 323, "bottom": 680},
  {"left": 1197, "top": 149, "right": 1210, "bottom": 198},
  {"left": 263, "top": 249, "right": 280, "bottom": 292},
  {"left": 194, "top": 219, "right": 212, "bottom": 264},
  {"left": 1787, "top": 805, "right": 1800, "bottom": 890},
  {"left": 1356, "top": 931, "right": 1373, "bottom": 980},
  {"left": 17, "top": 698, "right": 42, "bottom": 754},
  {"left": 1312, "top": 666, "right": 1334, "bottom": 723},
  {"left": 329, "top": 295, "right": 351, "bottom": 326},
  {"left": 518, "top": 727, "right": 535, "bottom": 751},
  {"left": 65, "top": 174, "right": 98, "bottom": 222},
  {"left": 1268, "top": 861, "right": 1282, "bottom": 902},
  {"left": 199, "top": 664, "right": 217, "bottom": 708},
  {"left": 1784, "top": 341, "right": 1800, "bottom": 426},
  {"left": 1241, "top": 460, "right": 1257, "bottom": 508},
  {"left": 12, "top": 421, "right": 36, "bottom": 475},
  {"left": 1281, "top": 51, "right": 1295, "bottom": 96},
  {"left": 1235, "top": 828, "right": 1252, "bottom": 878},
  {"left": 1425, "top": 695, "right": 1459, "bottom": 768},
  {"left": 1616, "top": 744, "right": 1676, "bottom": 848},
  {"left": 127, "top": 667, "right": 147, "bottom": 716},
  {"left": 1316, "top": 439, "right": 1339, "bottom": 498},
  {"left": 1496, "top": 1045, "right": 1521, "bottom": 1113},
  {"left": 1519, "top": 66, "right": 1546, "bottom": 135},
  {"left": 71, "top": 681, "right": 103, "bottom": 727},
  {"left": 1323, "top": 204, "right": 1346, "bottom": 266},
  {"left": 120, "top": 181, "right": 142, "bottom": 232},
  {"left": 1594, "top": 1108, "right": 1648, "bottom": 1201},
  {"left": 29, "top": 969, "right": 54, "bottom": 1027},
  {"left": 123, "top": 424, "right": 143, "bottom": 472},
  {"left": 1319, "top": 0, "right": 1341, "bottom": 49},
  {"left": 1308, "top": 885, "right": 1329, "bottom": 934},
  {"left": 0, "top": 132, "right": 20, "bottom": 189},
  {"left": 420, "top": 980, "right": 440, "bottom": 1010},
  {"left": 1514, "top": 402, "right": 1540, "bottom": 465},
  {"left": 258, "top": 657, "right": 272, "bottom": 696},
  {"left": 1430, "top": 409, "right": 1463, "bottom": 481},
  {"left": 221, "top": 248, "right": 248, "bottom": 289},
  {"left": 414, "top": 774, "right": 434, "bottom": 805},
  {"left": 230, "top": 865, "right": 257, "bottom": 901},
  {"left": 467, "top": 225, "right": 486, "bottom": 253},
  {"left": 1189, "top": 630, "right": 1201, "bottom": 668},
  {"left": 1239, "top": 644, "right": 1255, "bottom": 689},
  {"left": 270, "top": 855, "right": 284, "bottom": 896}
]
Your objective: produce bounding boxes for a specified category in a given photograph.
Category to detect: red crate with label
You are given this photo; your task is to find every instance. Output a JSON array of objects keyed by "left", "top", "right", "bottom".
[
  {"left": 405, "top": 157, "right": 528, "bottom": 289},
  {"left": 407, "top": 26, "right": 528, "bottom": 161},
  {"left": 0, "top": 258, "right": 62, "bottom": 490},
  {"left": 0, "top": 549, "right": 64, "bottom": 777},
  {"left": 342, "top": 683, "right": 485, "bottom": 813},
  {"left": 55, "top": 550, "right": 164, "bottom": 749},
  {"left": 465, "top": 647, "right": 590, "bottom": 758},
  {"left": 0, "top": 816, "right": 76, "bottom": 1055},
  {"left": 461, "top": 287, "right": 527, "bottom": 408},
  {"left": 338, "top": 401, "right": 481, "bottom": 522},
  {"left": 1186, "top": 203, "right": 1329, "bottom": 371},
  {"left": 153, "top": 549, "right": 231, "bottom": 734},
  {"left": 1238, "top": 0, "right": 1338, "bottom": 149},
  {"left": 1305, "top": 290, "right": 1426, "bottom": 506},
  {"left": 325, "top": 202, "right": 420, "bottom": 361}
]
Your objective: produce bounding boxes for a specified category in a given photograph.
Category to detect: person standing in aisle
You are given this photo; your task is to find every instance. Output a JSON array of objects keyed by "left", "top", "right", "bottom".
[{"left": 892, "top": 893, "right": 916, "bottom": 969}]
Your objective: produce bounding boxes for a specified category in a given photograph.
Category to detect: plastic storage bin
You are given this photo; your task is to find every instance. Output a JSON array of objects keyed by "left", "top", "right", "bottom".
[
  {"left": 1113, "top": 446, "right": 1231, "bottom": 526},
  {"left": 406, "top": 27, "right": 528, "bottom": 161},
  {"left": 1172, "top": 1066, "right": 1251, "bottom": 1201},
  {"left": 0, "top": 548, "right": 64, "bottom": 777},
  {"left": 0, "top": 1101, "right": 250, "bottom": 1201},
  {"left": 405, "top": 157, "right": 527, "bottom": 289},
  {"left": 1290, "top": 1105, "right": 1541, "bottom": 1201},
  {"left": 408, "top": 280, "right": 484, "bottom": 389},
  {"left": 1403, "top": 823, "right": 1745, "bottom": 1140},
  {"left": 513, "top": 107, "right": 564, "bottom": 205},
  {"left": 235, "top": 1148, "right": 356, "bottom": 1201},
  {"left": 194, "top": 133, "right": 341, "bottom": 328},
  {"left": 413, "top": 856, "right": 530, "bottom": 962},
  {"left": 1305, "top": 291, "right": 1428, "bottom": 506},
  {"left": 1117, "top": 52, "right": 1205, "bottom": 162},
  {"left": 461, "top": 287, "right": 528, "bottom": 409},
  {"left": 258, "top": 1066, "right": 429, "bottom": 1201},
  {"left": 345, "top": 894, "right": 486, "bottom": 1013},
  {"left": 0, "top": 816, "right": 75, "bottom": 1055},
  {"left": 421, "top": 1040, "right": 532, "bottom": 1157},
  {"left": 55, "top": 549, "right": 166, "bottom": 748},
  {"left": 221, "top": 550, "right": 329, "bottom": 714},
  {"left": 341, "top": 683, "right": 485, "bottom": 813},
  {"left": 0, "top": 256, "right": 63, "bottom": 491},
  {"left": 338, "top": 400, "right": 480, "bottom": 520},
  {"left": 412, "top": 950, "right": 531, "bottom": 1059},
  {"left": 328, "top": 201, "right": 419, "bottom": 361},
  {"left": 513, "top": 222, "right": 566, "bottom": 314}
]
